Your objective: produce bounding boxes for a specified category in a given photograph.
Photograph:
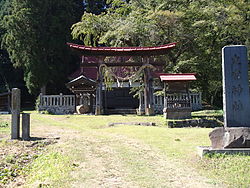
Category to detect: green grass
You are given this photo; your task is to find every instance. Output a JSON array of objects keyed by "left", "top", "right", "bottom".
[
  {"left": 25, "top": 149, "right": 73, "bottom": 187},
  {"left": 199, "top": 154, "right": 250, "bottom": 187},
  {"left": 0, "top": 115, "right": 10, "bottom": 136},
  {"left": 104, "top": 125, "right": 210, "bottom": 158},
  {"left": 1, "top": 112, "right": 250, "bottom": 187},
  {"left": 192, "top": 109, "right": 223, "bottom": 117}
]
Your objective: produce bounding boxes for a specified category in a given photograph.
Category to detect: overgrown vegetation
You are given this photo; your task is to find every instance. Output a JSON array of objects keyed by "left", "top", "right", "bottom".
[{"left": 0, "top": 138, "right": 58, "bottom": 186}]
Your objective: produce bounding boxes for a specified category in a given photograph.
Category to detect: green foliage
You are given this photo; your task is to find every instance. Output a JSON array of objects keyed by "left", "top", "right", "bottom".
[
  {"left": 1, "top": 0, "right": 83, "bottom": 94},
  {"left": 71, "top": 0, "right": 250, "bottom": 107},
  {"left": 72, "top": 12, "right": 109, "bottom": 46},
  {"left": 83, "top": 0, "right": 107, "bottom": 15}
]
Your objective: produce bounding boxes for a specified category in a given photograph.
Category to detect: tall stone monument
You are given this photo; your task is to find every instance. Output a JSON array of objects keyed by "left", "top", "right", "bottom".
[{"left": 209, "top": 45, "right": 250, "bottom": 149}]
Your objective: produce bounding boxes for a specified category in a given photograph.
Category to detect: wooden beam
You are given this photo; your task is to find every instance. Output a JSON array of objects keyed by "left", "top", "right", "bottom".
[{"left": 81, "top": 62, "right": 165, "bottom": 67}]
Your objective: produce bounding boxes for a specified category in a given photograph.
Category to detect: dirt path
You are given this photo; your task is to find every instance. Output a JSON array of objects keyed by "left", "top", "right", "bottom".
[
  {"left": 30, "top": 123, "right": 222, "bottom": 188},
  {"left": 68, "top": 132, "right": 221, "bottom": 188}
]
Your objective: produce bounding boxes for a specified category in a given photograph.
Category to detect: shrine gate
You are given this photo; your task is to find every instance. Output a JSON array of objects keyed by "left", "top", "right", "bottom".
[{"left": 67, "top": 42, "right": 178, "bottom": 115}]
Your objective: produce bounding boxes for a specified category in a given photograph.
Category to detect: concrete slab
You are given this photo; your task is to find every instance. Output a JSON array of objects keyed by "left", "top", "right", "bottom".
[{"left": 197, "top": 146, "right": 250, "bottom": 158}]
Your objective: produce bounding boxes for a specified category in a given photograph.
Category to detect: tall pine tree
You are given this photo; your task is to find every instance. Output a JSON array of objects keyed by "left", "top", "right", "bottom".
[{"left": 1, "top": 0, "right": 83, "bottom": 94}]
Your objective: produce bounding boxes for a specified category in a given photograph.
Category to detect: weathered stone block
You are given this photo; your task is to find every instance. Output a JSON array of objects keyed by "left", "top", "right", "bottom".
[
  {"left": 164, "top": 108, "right": 192, "bottom": 119},
  {"left": 76, "top": 105, "right": 90, "bottom": 114},
  {"left": 209, "top": 127, "right": 250, "bottom": 149}
]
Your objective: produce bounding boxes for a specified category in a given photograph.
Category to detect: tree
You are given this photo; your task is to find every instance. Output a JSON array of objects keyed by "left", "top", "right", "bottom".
[
  {"left": 0, "top": 0, "right": 17, "bottom": 92},
  {"left": 1, "top": 0, "right": 83, "bottom": 94},
  {"left": 83, "top": 0, "right": 107, "bottom": 14},
  {"left": 174, "top": 0, "right": 250, "bottom": 106},
  {"left": 71, "top": 0, "right": 250, "bottom": 107}
]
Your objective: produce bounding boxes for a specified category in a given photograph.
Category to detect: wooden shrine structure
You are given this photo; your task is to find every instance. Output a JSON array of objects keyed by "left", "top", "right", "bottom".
[
  {"left": 66, "top": 75, "right": 96, "bottom": 113},
  {"left": 159, "top": 73, "right": 197, "bottom": 119},
  {"left": 67, "top": 42, "right": 176, "bottom": 115}
]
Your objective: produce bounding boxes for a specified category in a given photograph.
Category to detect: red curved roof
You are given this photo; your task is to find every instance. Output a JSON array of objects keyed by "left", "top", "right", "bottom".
[{"left": 67, "top": 42, "right": 177, "bottom": 56}]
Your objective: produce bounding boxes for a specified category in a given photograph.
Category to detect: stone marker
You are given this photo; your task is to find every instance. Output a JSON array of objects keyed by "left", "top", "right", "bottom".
[
  {"left": 11, "top": 88, "right": 21, "bottom": 139},
  {"left": 22, "top": 113, "right": 30, "bottom": 140},
  {"left": 222, "top": 45, "right": 250, "bottom": 127},
  {"left": 209, "top": 45, "right": 250, "bottom": 149}
]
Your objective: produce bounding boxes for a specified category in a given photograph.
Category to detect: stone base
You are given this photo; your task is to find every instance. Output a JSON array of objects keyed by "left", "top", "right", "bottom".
[
  {"left": 209, "top": 127, "right": 250, "bottom": 149},
  {"left": 163, "top": 108, "right": 192, "bottom": 119},
  {"left": 76, "top": 105, "right": 90, "bottom": 114},
  {"left": 39, "top": 106, "right": 75, "bottom": 115},
  {"left": 197, "top": 146, "right": 250, "bottom": 158},
  {"left": 167, "top": 118, "right": 222, "bottom": 128}
]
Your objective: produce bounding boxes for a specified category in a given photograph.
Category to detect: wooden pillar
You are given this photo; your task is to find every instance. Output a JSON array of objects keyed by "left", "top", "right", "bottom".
[
  {"left": 163, "top": 82, "right": 167, "bottom": 118},
  {"left": 11, "top": 88, "right": 20, "bottom": 139},
  {"left": 137, "top": 91, "right": 144, "bottom": 115},
  {"left": 143, "top": 56, "right": 154, "bottom": 115},
  {"left": 90, "top": 93, "right": 94, "bottom": 113},
  {"left": 95, "top": 62, "right": 104, "bottom": 115}
]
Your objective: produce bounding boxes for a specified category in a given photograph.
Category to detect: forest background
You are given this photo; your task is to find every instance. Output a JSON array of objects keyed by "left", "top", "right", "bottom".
[{"left": 0, "top": 0, "right": 249, "bottom": 108}]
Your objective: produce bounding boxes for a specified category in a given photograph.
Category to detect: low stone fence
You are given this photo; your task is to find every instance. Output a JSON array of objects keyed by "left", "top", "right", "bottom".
[{"left": 38, "top": 94, "right": 75, "bottom": 114}]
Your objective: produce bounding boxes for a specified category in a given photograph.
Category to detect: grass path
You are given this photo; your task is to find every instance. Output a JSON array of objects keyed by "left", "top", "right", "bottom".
[{"left": 23, "top": 113, "right": 222, "bottom": 188}]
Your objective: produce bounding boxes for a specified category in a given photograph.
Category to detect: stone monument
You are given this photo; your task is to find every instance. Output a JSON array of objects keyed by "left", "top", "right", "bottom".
[
  {"left": 209, "top": 45, "right": 250, "bottom": 149},
  {"left": 11, "top": 88, "right": 31, "bottom": 140},
  {"left": 11, "top": 88, "right": 21, "bottom": 139}
]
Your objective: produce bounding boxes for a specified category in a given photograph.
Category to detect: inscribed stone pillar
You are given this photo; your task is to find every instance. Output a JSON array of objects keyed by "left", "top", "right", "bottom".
[
  {"left": 11, "top": 88, "right": 21, "bottom": 139},
  {"left": 222, "top": 45, "right": 250, "bottom": 127},
  {"left": 209, "top": 45, "right": 250, "bottom": 149}
]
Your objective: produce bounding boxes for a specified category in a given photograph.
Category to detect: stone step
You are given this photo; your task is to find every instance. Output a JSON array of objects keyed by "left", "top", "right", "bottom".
[{"left": 106, "top": 108, "right": 137, "bottom": 114}]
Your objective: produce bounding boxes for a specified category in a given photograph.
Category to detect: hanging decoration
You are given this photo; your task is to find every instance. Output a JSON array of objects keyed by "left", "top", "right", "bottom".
[{"left": 100, "top": 63, "right": 156, "bottom": 82}]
